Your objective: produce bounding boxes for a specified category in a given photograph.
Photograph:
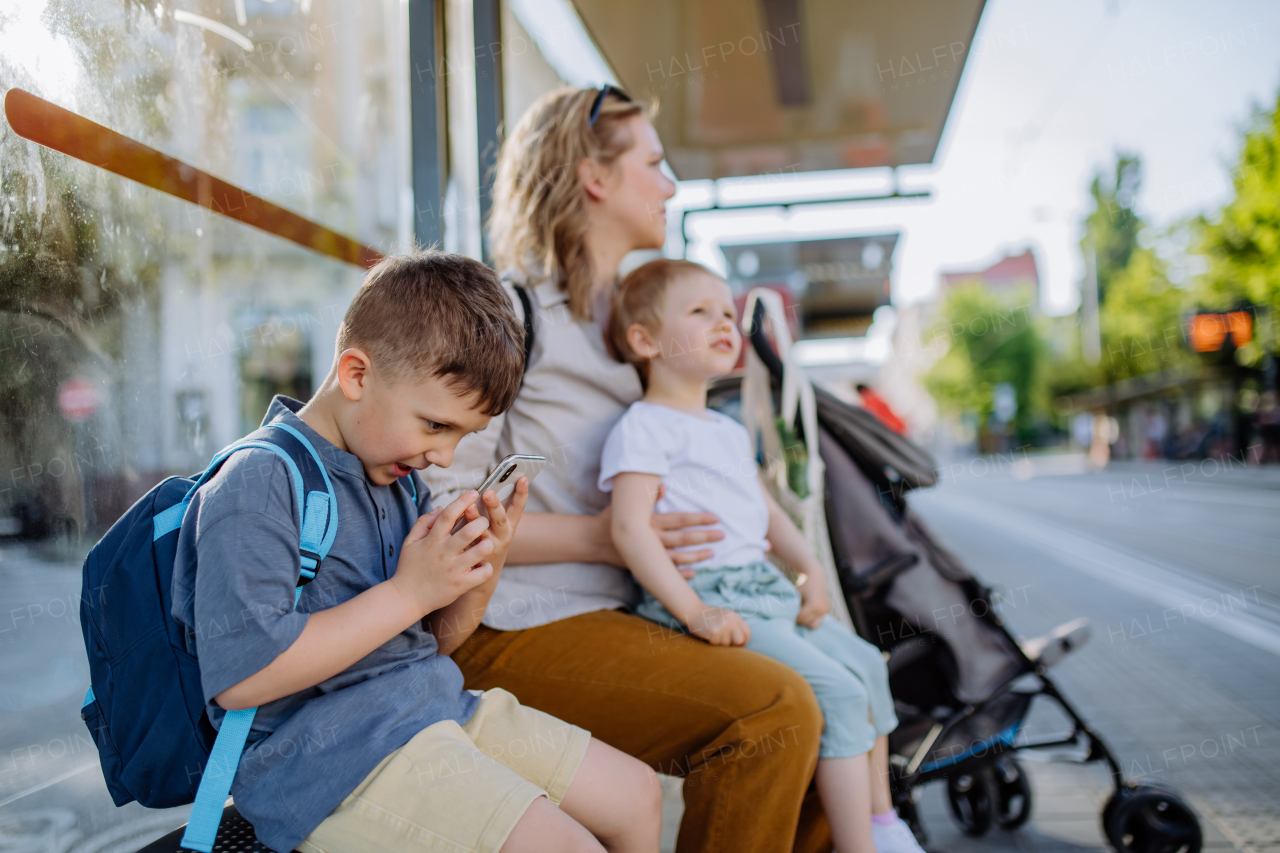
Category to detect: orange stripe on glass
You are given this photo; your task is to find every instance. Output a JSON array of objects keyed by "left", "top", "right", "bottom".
[{"left": 4, "top": 88, "right": 383, "bottom": 269}]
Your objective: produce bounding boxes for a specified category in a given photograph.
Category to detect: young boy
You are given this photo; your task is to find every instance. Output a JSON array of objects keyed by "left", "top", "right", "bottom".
[
  {"left": 172, "top": 252, "right": 661, "bottom": 853},
  {"left": 600, "top": 259, "right": 926, "bottom": 853}
]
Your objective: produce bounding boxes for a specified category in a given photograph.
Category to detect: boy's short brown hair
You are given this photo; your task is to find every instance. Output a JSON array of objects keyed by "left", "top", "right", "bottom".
[
  {"left": 609, "top": 258, "right": 716, "bottom": 378},
  {"left": 336, "top": 251, "right": 525, "bottom": 416}
]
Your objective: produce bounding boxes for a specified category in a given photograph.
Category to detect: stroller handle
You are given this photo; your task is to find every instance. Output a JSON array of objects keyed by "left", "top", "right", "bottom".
[{"left": 748, "top": 298, "right": 787, "bottom": 383}]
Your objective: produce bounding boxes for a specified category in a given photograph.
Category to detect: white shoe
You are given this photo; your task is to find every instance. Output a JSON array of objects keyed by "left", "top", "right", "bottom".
[{"left": 872, "top": 815, "right": 927, "bottom": 853}]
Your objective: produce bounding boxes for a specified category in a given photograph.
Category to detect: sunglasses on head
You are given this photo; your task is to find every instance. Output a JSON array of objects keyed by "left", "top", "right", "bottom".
[{"left": 588, "top": 84, "right": 633, "bottom": 127}]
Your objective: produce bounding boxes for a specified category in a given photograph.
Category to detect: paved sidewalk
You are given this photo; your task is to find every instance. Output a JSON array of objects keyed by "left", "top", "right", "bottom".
[
  {"left": 913, "top": 758, "right": 1241, "bottom": 853},
  {"left": 655, "top": 743, "right": 1243, "bottom": 853}
]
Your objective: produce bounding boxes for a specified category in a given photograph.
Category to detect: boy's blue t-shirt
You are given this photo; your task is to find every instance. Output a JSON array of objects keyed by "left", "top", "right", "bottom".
[{"left": 172, "top": 396, "right": 480, "bottom": 853}]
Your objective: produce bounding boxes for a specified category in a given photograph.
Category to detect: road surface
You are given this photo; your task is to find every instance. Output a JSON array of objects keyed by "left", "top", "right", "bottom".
[
  {"left": 2, "top": 455, "right": 1277, "bottom": 853},
  {"left": 905, "top": 455, "right": 1280, "bottom": 853}
]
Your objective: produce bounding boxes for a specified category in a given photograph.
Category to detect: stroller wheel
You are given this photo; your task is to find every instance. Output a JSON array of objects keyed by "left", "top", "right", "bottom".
[
  {"left": 993, "top": 757, "right": 1032, "bottom": 830},
  {"left": 1103, "top": 784, "right": 1202, "bottom": 853},
  {"left": 947, "top": 770, "right": 993, "bottom": 836}
]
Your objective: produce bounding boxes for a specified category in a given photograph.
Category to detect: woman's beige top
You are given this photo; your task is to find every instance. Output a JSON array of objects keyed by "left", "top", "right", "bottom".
[{"left": 422, "top": 275, "right": 645, "bottom": 630}]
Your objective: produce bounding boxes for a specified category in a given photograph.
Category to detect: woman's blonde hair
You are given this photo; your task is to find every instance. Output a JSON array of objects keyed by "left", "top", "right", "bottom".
[{"left": 488, "top": 86, "right": 648, "bottom": 320}]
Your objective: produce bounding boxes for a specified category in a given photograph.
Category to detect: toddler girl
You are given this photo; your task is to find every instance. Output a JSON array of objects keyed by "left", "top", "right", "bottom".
[{"left": 599, "top": 259, "right": 926, "bottom": 853}]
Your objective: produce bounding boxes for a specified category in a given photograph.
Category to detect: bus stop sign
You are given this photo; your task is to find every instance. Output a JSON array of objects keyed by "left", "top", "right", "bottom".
[{"left": 58, "top": 378, "right": 99, "bottom": 422}]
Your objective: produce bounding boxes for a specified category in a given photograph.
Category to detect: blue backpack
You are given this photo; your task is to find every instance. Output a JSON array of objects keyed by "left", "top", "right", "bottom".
[{"left": 77, "top": 422, "right": 375, "bottom": 852}]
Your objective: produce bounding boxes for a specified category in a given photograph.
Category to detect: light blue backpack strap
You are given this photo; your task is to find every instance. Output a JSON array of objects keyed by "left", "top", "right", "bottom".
[
  {"left": 180, "top": 706, "right": 257, "bottom": 853},
  {"left": 268, "top": 424, "right": 339, "bottom": 559},
  {"left": 177, "top": 426, "right": 338, "bottom": 850},
  {"left": 152, "top": 447, "right": 253, "bottom": 541},
  {"left": 152, "top": 501, "right": 186, "bottom": 540},
  {"left": 298, "top": 490, "right": 330, "bottom": 577},
  {"left": 153, "top": 441, "right": 305, "bottom": 541}
]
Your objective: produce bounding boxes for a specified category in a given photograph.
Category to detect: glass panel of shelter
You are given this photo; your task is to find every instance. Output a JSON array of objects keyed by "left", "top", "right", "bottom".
[{"left": 0, "top": 0, "right": 409, "bottom": 541}]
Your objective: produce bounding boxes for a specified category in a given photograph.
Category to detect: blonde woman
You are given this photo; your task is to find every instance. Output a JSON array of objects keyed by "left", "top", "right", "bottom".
[{"left": 424, "top": 87, "right": 833, "bottom": 853}]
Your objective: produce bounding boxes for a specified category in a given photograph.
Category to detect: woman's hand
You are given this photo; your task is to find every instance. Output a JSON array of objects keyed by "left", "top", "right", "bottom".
[
  {"left": 684, "top": 605, "right": 752, "bottom": 646},
  {"left": 654, "top": 509, "right": 724, "bottom": 563},
  {"left": 597, "top": 482, "right": 724, "bottom": 575},
  {"left": 795, "top": 567, "right": 831, "bottom": 629}
]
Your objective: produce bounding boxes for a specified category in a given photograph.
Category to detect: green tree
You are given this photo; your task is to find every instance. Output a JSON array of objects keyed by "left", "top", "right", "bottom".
[
  {"left": 928, "top": 153, "right": 1195, "bottom": 447},
  {"left": 1083, "top": 152, "right": 1143, "bottom": 303},
  {"left": 1195, "top": 87, "right": 1280, "bottom": 364},
  {"left": 1071, "top": 153, "right": 1191, "bottom": 387},
  {"left": 925, "top": 282, "right": 1042, "bottom": 444},
  {"left": 1097, "top": 245, "right": 1191, "bottom": 383}
]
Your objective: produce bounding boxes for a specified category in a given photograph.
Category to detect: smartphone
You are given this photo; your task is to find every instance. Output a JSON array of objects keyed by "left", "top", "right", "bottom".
[{"left": 449, "top": 454, "right": 546, "bottom": 534}]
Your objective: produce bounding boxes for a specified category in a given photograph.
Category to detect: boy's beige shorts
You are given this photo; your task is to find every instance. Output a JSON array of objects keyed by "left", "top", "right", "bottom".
[{"left": 297, "top": 688, "right": 591, "bottom": 853}]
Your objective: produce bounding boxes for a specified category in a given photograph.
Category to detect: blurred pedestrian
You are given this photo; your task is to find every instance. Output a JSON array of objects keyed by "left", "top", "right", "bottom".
[
  {"left": 1257, "top": 391, "right": 1280, "bottom": 463},
  {"left": 1145, "top": 408, "right": 1168, "bottom": 460}
]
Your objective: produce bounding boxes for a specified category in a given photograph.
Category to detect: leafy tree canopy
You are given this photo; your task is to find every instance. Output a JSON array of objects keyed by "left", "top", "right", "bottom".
[
  {"left": 1195, "top": 87, "right": 1280, "bottom": 357},
  {"left": 1097, "top": 245, "right": 1190, "bottom": 383},
  {"left": 1075, "top": 152, "right": 1191, "bottom": 387},
  {"left": 1083, "top": 152, "right": 1143, "bottom": 303},
  {"left": 925, "top": 282, "right": 1042, "bottom": 438},
  {"left": 927, "top": 150, "right": 1193, "bottom": 438}
]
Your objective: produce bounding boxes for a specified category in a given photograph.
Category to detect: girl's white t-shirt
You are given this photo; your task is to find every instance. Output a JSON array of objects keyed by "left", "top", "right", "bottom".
[{"left": 598, "top": 401, "right": 770, "bottom": 570}]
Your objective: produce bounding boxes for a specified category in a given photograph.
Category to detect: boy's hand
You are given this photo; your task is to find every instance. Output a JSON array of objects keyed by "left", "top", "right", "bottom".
[
  {"left": 796, "top": 568, "right": 830, "bottom": 629},
  {"left": 684, "top": 605, "right": 751, "bottom": 646},
  {"left": 474, "top": 476, "right": 529, "bottom": 573},
  {"left": 390, "top": 491, "right": 493, "bottom": 616}
]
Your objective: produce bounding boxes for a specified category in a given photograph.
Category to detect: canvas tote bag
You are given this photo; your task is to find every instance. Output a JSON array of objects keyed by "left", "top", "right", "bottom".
[{"left": 740, "top": 288, "right": 854, "bottom": 629}]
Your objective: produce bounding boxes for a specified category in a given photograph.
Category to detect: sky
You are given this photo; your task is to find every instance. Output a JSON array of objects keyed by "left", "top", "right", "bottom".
[
  {"left": 679, "top": 0, "right": 1280, "bottom": 316},
  {"left": 4, "top": 0, "right": 1276, "bottom": 320}
]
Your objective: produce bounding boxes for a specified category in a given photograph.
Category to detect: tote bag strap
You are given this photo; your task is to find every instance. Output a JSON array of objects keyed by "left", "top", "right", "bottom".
[{"left": 741, "top": 288, "right": 852, "bottom": 629}]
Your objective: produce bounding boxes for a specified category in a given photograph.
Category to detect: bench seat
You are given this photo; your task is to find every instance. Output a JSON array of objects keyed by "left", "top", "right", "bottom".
[{"left": 138, "top": 806, "right": 275, "bottom": 853}]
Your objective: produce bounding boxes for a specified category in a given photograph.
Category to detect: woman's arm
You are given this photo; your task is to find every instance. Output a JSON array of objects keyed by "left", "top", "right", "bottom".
[
  {"left": 508, "top": 504, "right": 726, "bottom": 568},
  {"left": 506, "top": 510, "right": 619, "bottom": 565},
  {"left": 612, "top": 473, "right": 750, "bottom": 646}
]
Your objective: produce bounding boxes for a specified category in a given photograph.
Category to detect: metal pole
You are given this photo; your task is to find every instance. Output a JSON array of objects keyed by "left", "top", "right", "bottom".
[
  {"left": 409, "top": 0, "right": 446, "bottom": 249},
  {"left": 1082, "top": 242, "right": 1102, "bottom": 365},
  {"left": 473, "top": 0, "right": 503, "bottom": 262}
]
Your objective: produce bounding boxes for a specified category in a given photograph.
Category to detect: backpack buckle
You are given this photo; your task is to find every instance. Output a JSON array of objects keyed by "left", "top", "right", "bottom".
[{"left": 298, "top": 549, "right": 322, "bottom": 582}]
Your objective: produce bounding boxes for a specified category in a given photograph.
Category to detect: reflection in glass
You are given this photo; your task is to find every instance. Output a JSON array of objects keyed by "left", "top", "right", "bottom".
[
  {"left": 0, "top": 0, "right": 411, "bottom": 840},
  {"left": 1, "top": 0, "right": 408, "bottom": 541}
]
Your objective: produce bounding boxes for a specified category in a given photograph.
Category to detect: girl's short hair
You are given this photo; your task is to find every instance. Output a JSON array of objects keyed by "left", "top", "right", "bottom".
[
  {"left": 488, "top": 86, "right": 648, "bottom": 321},
  {"left": 336, "top": 251, "right": 525, "bottom": 416},
  {"left": 608, "top": 258, "right": 717, "bottom": 380}
]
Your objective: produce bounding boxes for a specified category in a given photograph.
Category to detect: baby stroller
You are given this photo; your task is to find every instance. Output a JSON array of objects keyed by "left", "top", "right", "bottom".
[{"left": 709, "top": 292, "right": 1203, "bottom": 853}]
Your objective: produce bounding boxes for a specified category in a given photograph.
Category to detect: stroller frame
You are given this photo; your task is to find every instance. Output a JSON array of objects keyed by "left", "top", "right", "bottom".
[
  {"left": 877, "top": 590, "right": 1125, "bottom": 838},
  {"left": 838, "top": 519, "right": 1127, "bottom": 841},
  {"left": 735, "top": 298, "right": 1202, "bottom": 853}
]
